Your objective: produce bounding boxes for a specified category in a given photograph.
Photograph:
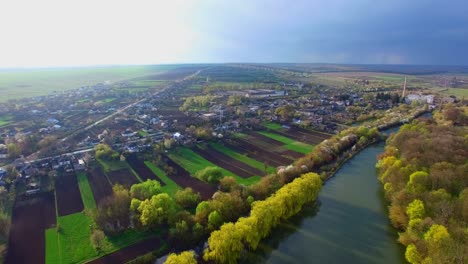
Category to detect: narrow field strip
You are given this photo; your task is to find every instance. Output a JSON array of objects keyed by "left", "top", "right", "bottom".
[
  {"left": 144, "top": 161, "right": 181, "bottom": 196},
  {"left": 258, "top": 131, "right": 315, "bottom": 154},
  {"left": 209, "top": 142, "right": 276, "bottom": 174},
  {"left": 76, "top": 172, "right": 97, "bottom": 210}
]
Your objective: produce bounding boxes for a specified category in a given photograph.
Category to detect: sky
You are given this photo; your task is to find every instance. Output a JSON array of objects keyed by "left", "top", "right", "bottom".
[{"left": 0, "top": 0, "right": 467, "bottom": 67}]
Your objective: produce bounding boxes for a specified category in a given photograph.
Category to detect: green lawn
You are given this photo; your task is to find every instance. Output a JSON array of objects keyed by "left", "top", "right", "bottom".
[
  {"left": 263, "top": 122, "right": 283, "bottom": 130},
  {"left": 144, "top": 161, "right": 181, "bottom": 196},
  {"left": 0, "top": 115, "right": 13, "bottom": 127},
  {"left": 76, "top": 172, "right": 97, "bottom": 210},
  {"left": 97, "top": 98, "right": 116, "bottom": 104},
  {"left": 138, "top": 130, "right": 149, "bottom": 137},
  {"left": 209, "top": 142, "right": 276, "bottom": 174},
  {"left": 97, "top": 158, "right": 129, "bottom": 173},
  {"left": 45, "top": 229, "right": 61, "bottom": 264},
  {"left": 258, "top": 131, "right": 315, "bottom": 154},
  {"left": 46, "top": 213, "right": 95, "bottom": 264},
  {"left": 46, "top": 212, "right": 156, "bottom": 264},
  {"left": 169, "top": 147, "right": 260, "bottom": 185}
]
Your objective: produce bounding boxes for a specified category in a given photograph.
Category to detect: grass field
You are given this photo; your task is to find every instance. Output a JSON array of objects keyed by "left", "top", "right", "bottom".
[
  {"left": 169, "top": 147, "right": 261, "bottom": 185},
  {"left": 209, "top": 142, "right": 276, "bottom": 174},
  {"left": 443, "top": 87, "right": 468, "bottom": 97},
  {"left": 263, "top": 122, "right": 283, "bottom": 130},
  {"left": 76, "top": 172, "right": 97, "bottom": 210},
  {"left": 138, "top": 130, "right": 149, "bottom": 137},
  {"left": 144, "top": 161, "right": 181, "bottom": 196},
  {"left": 97, "top": 98, "right": 116, "bottom": 104},
  {"left": 0, "top": 65, "right": 177, "bottom": 102},
  {"left": 46, "top": 212, "right": 95, "bottom": 264},
  {"left": 45, "top": 212, "right": 156, "bottom": 264},
  {"left": 0, "top": 115, "right": 13, "bottom": 126},
  {"left": 97, "top": 158, "right": 129, "bottom": 173},
  {"left": 258, "top": 131, "right": 315, "bottom": 154}
]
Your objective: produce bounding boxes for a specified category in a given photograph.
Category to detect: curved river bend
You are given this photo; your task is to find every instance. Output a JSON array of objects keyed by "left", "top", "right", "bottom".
[{"left": 245, "top": 143, "right": 405, "bottom": 264}]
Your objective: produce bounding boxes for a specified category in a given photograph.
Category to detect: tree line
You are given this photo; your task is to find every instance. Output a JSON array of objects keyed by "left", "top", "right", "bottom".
[
  {"left": 171, "top": 172, "right": 322, "bottom": 264},
  {"left": 376, "top": 105, "right": 468, "bottom": 264}
]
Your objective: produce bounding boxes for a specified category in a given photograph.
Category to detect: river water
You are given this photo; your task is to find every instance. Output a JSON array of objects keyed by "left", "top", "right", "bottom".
[{"left": 245, "top": 143, "right": 405, "bottom": 264}]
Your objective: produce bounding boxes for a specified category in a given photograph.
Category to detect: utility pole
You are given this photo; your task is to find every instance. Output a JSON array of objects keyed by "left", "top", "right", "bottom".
[
  {"left": 402, "top": 77, "right": 407, "bottom": 98},
  {"left": 219, "top": 109, "right": 223, "bottom": 123}
]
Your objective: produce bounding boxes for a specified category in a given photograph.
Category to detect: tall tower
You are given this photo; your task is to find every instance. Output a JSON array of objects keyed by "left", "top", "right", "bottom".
[{"left": 402, "top": 77, "right": 407, "bottom": 98}]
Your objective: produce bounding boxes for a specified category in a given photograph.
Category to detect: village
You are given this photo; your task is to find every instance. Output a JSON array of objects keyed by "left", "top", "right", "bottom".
[
  {"left": 0, "top": 71, "right": 453, "bottom": 195},
  {"left": 0, "top": 65, "right": 460, "bottom": 264}
]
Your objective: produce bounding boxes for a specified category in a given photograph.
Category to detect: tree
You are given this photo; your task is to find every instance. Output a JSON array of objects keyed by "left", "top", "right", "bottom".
[
  {"left": 204, "top": 223, "right": 244, "bottom": 264},
  {"left": 137, "top": 193, "right": 176, "bottom": 227},
  {"left": 165, "top": 251, "right": 197, "bottom": 264},
  {"left": 0, "top": 212, "right": 10, "bottom": 242},
  {"left": 130, "top": 180, "right": 162, "bottom": 200},
  {"left": 406, "top": 199, "right": 425, "bottom": 220},
  {"left": 90, "top": 229, "right": 106, "bottom": 251},
  {"left": 7, "top": 143, "right": 20, "bottom": 158},
  {"left": 94, "top": 185, "right": 131, "bottom": 233},
  {"left": 407, "top": 171, "right": 429, "bottom": 193},
  {"left": 175, "top": 188, "right": 201, "bottom": 209},
  {"left": 195, "top": 167, "right": 223, "bottom": 183},
  {"left": 207, "top": 210, "right": 223, "bottom": 231},
  {"left": 95, "top": 144, "right": 119, "bottom": 160},
  {"left": 405, "top": 243, "right": 422, "bottom": 264},
  {"left": 219, "top": 176, "right": 238, "bottom": 192},
  {"left": 164, "top": 138, "right": 175, "bottom": 149},
  {"left": 274, "top": 105, "right": 295, "bottom": 120}
]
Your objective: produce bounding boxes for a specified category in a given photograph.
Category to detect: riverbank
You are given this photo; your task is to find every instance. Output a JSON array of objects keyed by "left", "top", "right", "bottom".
[{"left": 246, "top": 143, "right": 405, "bottom": 263}]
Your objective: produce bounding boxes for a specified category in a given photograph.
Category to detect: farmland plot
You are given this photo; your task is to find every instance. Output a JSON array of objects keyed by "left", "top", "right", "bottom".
[
  {"left": 106, "top": 168, "right": 140, "bottom": 189},
  {"left": 5, "top": 192, "right": 56, "bottom": 264},
  {"left": 163, "top": 156, "right": 217, "bottom": 200},
  {"left": 55, "top": 173, "right": 84, "bottom": 216},
  {"left": 88, "top": 167, "right": 113, "bottom": 205}
]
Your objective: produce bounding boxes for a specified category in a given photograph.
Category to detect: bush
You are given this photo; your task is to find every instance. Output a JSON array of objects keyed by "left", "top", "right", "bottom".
[{"left": 194, "top": 167, "right": 223, "bottom": 183}]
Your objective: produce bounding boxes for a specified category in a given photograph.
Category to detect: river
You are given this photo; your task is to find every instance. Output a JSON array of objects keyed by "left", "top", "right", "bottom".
[{"left": 244, "top": 142, "right": 405, "bottom": 264}]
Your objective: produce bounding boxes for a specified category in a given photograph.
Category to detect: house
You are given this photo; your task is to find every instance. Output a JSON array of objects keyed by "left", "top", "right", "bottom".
[
  {"left": 122, "top": 129, "right": 137, "bottom": 137},
  {"left": 0, "top": 168, "right": 6, "bottom": 178},
  {"left": 405, "top": 94, "right": 434, "bottom": 104},
  {"left": 244, "top": 89, "right": 286, "bottom": 98},
  {"left": 0, "top": 144, "right": 7, "bottom": 159}
]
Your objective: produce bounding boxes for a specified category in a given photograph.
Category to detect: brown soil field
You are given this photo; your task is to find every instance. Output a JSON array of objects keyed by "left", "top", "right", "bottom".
[
  {"left": 223, "top": 141, "right": 284, "bottom": 167},
  {"left": 289, "top": 127, "right": 330, "bottom": 143},
  {"left": 55, "top": 173, "right": 85, "bottom": 216},
  {"left": 248, "top": 132, "right": 284, "bottom": 146},
  {"left": 87, "top": 237, "right": 162, "bottom": 264},
  {"left": 5, "top": 192, "right": 56, "bottom": 264},
  {"left": 107, "top": 168, "right": 140, "bottom": 189},
  {"left": 163, "top": 156, "right": 216, "bottom": 200},
  {"left": 126, "top": 155, "right": 165, "bottom": 185},
  {"left": 280, "top": 150, "right": 304, "bottom": 159},
  {"left": 88, "top": 167, "right": 113, "bottom": 205},
  {"left": 235, "top": 139, "right": 292, "bottom": 165},
  {"left": 193, "top": 146, "right": 264, "bottom": 178}
]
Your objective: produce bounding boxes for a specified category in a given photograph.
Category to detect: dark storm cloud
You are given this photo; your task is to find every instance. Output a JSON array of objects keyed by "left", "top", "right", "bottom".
[{"left": 187, "top": 0, "right": 468, "bottom": 65}]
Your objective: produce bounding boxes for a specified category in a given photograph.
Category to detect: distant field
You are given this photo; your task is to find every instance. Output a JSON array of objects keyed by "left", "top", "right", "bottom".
[{"left": 0, "top": 65, "right": 176, "bottom": 102}]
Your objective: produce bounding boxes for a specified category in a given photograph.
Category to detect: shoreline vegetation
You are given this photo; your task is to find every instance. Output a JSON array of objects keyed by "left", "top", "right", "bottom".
[{"left": 376, "top": 104, "right": 468, "bottom": 264}]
